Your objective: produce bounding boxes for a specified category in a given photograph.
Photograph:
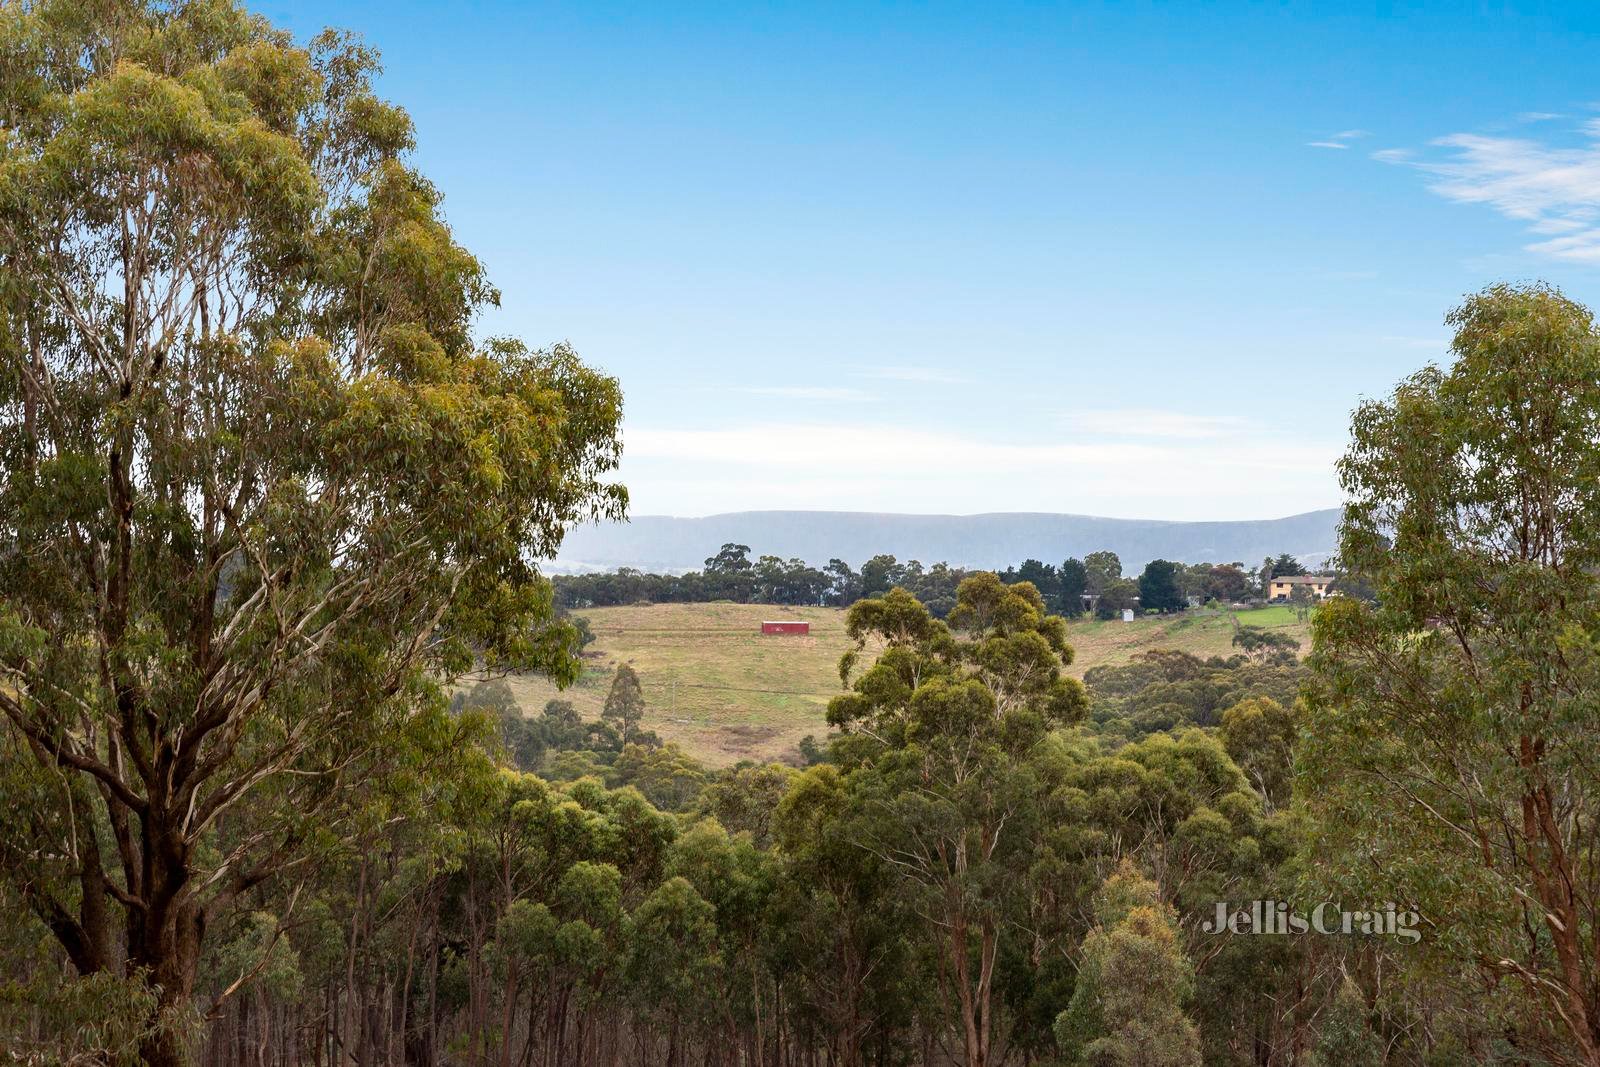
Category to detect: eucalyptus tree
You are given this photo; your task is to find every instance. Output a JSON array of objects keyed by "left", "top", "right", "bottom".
[
  {"left": 1304, "top": 283, "right": 1600, "bottom": 1064},
  {"left": 1054, "top": 859, "right": 1201, "bottom": 1067},
  {"left": 0, "top": 3, "right": 623, "bottom": 1062},
  {"left": 602, "top": 663, "right": 645, "bottom": 746},
  {"left": 665, "top": 819, "right": 780, "bottom": 1059},
  {"left": 829, "top": 577, "right": 1087, "bottom": 1067},
  {"left": 1080, "top": 550, "right": 1119, "bottom": 598},
  {"left": 1219, "top": 696, "right": 1299, "bottom": 811},
  {"left": 770, "top": 763, "right": 917, "bottom": 1067}
]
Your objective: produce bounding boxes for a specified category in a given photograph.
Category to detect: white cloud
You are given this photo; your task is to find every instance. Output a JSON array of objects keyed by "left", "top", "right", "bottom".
[
  {"left": 1059, "top": 408, "right": 1248, "bottom": 439},
  {"left": 1309, "top": 129, "right": 1368, "bottom": 149},
  {"left": 1380, "top": 124, "right": 1600, "bottom": 262},
  {"left": 731, "top": 385, "right": 868, "bottom": 401},
  {"left": 853, "top": 365, "right": 972, "bottom": 384},
  {"left": 616, "top": 423, "right": 1342, "bottom": 519},
  {"left": 1518, "top": 111, "right": 1564, "bottom": 123}
]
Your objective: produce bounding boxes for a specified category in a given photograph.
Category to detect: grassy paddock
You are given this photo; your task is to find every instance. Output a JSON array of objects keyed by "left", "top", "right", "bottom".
[
  {"left": 1063, "top": 603, "right": 1310, "bottom": 675},
  {"left": 500, "top": 602, "right": 864, "bottom": 768},
  {"left": 492, "top": 600, "right": 1314, "bottom": 767}
]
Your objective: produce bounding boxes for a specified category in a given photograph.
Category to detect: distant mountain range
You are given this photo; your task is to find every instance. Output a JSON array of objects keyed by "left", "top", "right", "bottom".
[{"left": 552, "top": 508, "right": 1343, "bottom": 574}]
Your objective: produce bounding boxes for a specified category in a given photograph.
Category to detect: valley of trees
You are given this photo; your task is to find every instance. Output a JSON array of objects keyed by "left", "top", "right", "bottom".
[{"left": 3, "top": 2, "right": 1600, "bottom": 1065}]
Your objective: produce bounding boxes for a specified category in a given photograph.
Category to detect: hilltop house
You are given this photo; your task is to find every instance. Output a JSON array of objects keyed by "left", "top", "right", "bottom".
[{"left": 1267, "top": 574, "right": 1336, "bottom": 602}]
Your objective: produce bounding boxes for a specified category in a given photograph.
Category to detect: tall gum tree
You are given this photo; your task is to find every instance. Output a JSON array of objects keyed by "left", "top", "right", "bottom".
[
  {"left": 0, "top": 2, "right": 624, "bottom": 1062},
  {"left": 829, "top": 577, "right": 1088, "bottom": 1067},
  {"left": 1303, "top": 283, "right": 1600, "bottom": 1065}
]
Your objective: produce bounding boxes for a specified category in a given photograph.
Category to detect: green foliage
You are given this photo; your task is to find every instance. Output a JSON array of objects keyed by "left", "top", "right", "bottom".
[
  {"left": 1046, "top": 729, "right": 1268, "bottom": 915},
  {"left": 829, "top": 578, "right": 1088, "bottom": 1064},
  {"left": 558, "top": 547, "right": 1283, "bottom": 626},
  {"left": 696, "top": 762, "right": 796, "bottom": 848},
  {"left": 796, "top": 732, "right": 828, "bottom": 766},
  {"left": 610, "top": 742, "right": 706, "bottom": 812},
  {"left": 1219, "top": 696, "right": 1300, "bottom": 810},
  {"left": 1138, "top": 559, "right": 1185, "bottom": 613},
  {"left": 705, "top": 543, "right": 754, "bottom": 574},
  {"left": 768, "top": 761, "right": 919, "bottom": 1059},
  {"left": 1084, "top": 648, "right": 1305, "bottom": 738},
  {"left": 1057, "top": 557, "right": 1089, "bottom": 616},
  {"left": 558, "top": 550, "right": 970, "bottom": 614},
  {"left": 7, "top": 7, "right": 1559, "bottom": 1065},
  {"left": 1268, "top": 553, "right": 1307, "bottom": 578},
  {"left": 1094, "top": 578, "right": 1140, "bottom": 620},
  {"left": 602, "top": 662, "right": 646, "bottom": 745},
  {"left": 1178, "top": 562, "right": 1252, "bottom": 605},
  {"left": 623, "top": 877, "right": 722, "bottom": 1027},
  {"left": 0, "top": 970, "right": 162, "bottom": 1066},
  {"left": 1304, "top": 282, "right": 1600, "bottom": 1061},
  {"left": 1230, "top": 624, "right": 1300, "bottom": 663},
  {"left": 0, "top": 2, "right": 624, "bottom": 1055},
  {"left": 1084, "top": 550, "right": 1123, "bottom": 594},
  {"left": 213, "top": 912, "right": 304, "bottom": 1003},
  {"left": 1309, "top": 978, "right": 1383, "bottom": 1067},
  {"left": 1054, "top": 860, "right": 1200, "bottom": 1067}
]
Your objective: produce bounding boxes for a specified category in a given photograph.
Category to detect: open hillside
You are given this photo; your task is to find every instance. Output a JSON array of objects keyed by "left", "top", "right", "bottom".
[
  {"left": 1064, "top": 602, "right": 1311, "bottom": 673},
  {"left": 501, "top": 603, "right": 856, "bottom": 766},
  {"left": 497, "top": 600, "right": 1314, "bottom": 766}
]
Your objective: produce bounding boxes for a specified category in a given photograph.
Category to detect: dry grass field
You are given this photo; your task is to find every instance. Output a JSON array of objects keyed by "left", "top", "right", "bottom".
[
  {"left": 499, "top": 602, "right": 865, "bottom": 767},
  {"left": 494, "top": 600, "right": 1314, "bottom": 767},
  {"left": 1063, "top": 602, "right": 1312, "bottom": 675}
]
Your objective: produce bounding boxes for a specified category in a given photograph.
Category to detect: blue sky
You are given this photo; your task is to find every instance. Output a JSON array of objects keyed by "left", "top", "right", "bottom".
[{"left": 276, "top": 1, "right": 1600, "bottom": 520}]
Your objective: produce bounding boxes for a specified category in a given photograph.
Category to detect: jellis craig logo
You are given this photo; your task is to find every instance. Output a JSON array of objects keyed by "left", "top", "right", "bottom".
[{"left": 1203, "top": 901, "right": 1421, "bottom": 943}]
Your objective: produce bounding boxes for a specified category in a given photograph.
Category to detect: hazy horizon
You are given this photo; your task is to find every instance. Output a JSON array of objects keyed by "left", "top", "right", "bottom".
[{"left": 554, "top": 507, "right": 1343, "bottom": 573}]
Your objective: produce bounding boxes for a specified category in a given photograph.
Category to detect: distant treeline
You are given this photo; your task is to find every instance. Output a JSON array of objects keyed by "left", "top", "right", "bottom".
[{"left": 554, "top": 544, "right": 1325, "bottom": 619}]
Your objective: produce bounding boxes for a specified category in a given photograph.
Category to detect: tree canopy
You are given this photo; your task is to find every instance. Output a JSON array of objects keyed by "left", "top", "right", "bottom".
[
  {"left": 1304, "top": 282, "right": 1600, "bottom": 1063},
  {"left": 0, "top": 2, "right": 622, "bottom": 1061},
  {"left": 1138, "top": 558, "right": 1185, "bottom": 613}
]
